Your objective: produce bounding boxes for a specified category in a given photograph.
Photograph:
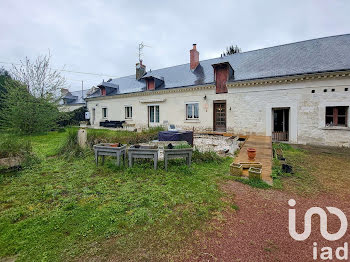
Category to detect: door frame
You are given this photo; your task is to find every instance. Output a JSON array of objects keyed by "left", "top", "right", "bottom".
[
  {"left": 272, "top": 107, "right": 290, "bottom": 142},
  {"left": 213, "top": 100, "right": 227, "bottom": 132}
]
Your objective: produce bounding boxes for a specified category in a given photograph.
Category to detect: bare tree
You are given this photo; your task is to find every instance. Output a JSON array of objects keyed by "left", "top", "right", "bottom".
[{"left": 11, "top": 52, "right": 66, "bottom": 100}]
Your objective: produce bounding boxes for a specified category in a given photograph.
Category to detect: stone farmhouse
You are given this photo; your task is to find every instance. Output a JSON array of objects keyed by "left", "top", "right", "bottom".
[{"left": 86, "top": 34, "right": 350, "bottom": 147}]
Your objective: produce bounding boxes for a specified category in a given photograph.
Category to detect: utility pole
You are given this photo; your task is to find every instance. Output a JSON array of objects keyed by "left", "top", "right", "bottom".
[{"left": 81, "top": 80, "right": 84, "bottom": 99}]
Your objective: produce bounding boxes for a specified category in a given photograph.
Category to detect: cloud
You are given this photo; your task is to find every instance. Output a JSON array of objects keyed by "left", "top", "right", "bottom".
[{"left": 1, "top": 0, "right": 349, "bottom": 91}]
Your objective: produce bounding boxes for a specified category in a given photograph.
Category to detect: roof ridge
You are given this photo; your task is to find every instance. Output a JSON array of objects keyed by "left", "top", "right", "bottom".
[
  {"left": 226, "top": 33, "right": 350, "bottom": 57},
  {"left": 139, "top": 33, "right": 350, "bottom": 75}
]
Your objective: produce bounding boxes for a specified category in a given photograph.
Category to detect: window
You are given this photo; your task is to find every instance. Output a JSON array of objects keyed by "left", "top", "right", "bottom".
[
  {"left": 325, "top": 106, "right": 348, "bottom": 127},
  {"left": 125, "top": 106, "right": 132, "bottom": 119},
  {"left": 186, "top": 103, "right": 199, "bottom": 119},
  {"left": 102, "top": 107, "right": 107, "bottom": 118},
  {"left": 149, "top": 105, "right": 159, "bottom": 123}
]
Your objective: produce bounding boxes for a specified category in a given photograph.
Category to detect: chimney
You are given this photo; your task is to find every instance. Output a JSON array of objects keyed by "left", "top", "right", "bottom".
[
  {"left": 190, "top": 44, "right": 199, "bottom": 70},
  {"left": 136, "top": 60, "right": 146, "bottom": 80}
]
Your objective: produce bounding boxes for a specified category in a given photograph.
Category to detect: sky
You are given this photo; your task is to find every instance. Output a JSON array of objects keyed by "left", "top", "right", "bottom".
[{"left": 1, "top": 0, "right": 350, "bottom": 91}]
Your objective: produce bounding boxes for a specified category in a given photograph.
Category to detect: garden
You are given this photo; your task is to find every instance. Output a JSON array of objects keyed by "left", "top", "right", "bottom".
[{"left": 0, "top": 128, "right": 234, "bottom": 261}]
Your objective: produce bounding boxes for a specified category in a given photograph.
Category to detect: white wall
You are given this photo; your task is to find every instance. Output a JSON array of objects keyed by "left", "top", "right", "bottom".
[{"left": 87, "top": 77, "right": 350, "bottom": 147}]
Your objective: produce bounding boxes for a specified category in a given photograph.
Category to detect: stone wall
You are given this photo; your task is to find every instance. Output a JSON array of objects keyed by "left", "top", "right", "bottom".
[{"left": 87, "top": 76, "right": 350, "bottom": 147}]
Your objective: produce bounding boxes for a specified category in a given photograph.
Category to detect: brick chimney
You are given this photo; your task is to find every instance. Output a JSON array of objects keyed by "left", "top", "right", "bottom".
[
  {"left": 136, "top": 60, "right": 146, "bottom": 80},
  {"left": 190, "top": 44, "right": 199, "bottom": 70}
]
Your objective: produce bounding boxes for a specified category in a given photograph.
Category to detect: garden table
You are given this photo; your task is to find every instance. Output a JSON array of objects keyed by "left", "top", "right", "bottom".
[
  {"left": 128, "top": 146, "right": 159, "bottom": 170},
  {"left": 93, "top": 143, "right": 126, "bottom": 166},
  {"left": 163, "top": 148, "right": 193, "bottom": 171}
]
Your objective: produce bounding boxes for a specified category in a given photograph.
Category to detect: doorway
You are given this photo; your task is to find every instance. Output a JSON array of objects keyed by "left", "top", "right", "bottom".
[
  {"left": 213, "top": 101, "right": 226, "bottom": 132},
  {"left": 91, "top": 108, "right": 95, "bottom": 125},
  {"left": 272, "top": 108, "right": 289, "bottom": 141},
  {"left": 148, "top": 105, "right": 160, "bottom": 127}
]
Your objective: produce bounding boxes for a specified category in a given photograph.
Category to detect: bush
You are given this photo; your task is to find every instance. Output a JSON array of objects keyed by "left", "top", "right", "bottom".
[
  {"left": 57, "top": 107, "right": 87, "bottom": 127},
  {"left": 0, "top": 134, "right": 39, "bottom": 169},
  {"left": 86, "top": 127, "right": 164, "bottom": 147},
  {"left": 0, "top": 80, "right": 59, "bottom": 134},
  {"left": 57, "top": 129, "right": 86, "bottom": 159}
]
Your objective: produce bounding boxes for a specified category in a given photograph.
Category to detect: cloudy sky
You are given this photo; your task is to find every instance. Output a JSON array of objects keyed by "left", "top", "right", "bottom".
[{"left": 1, "top": 0, "right": 350, "bottom": 91}]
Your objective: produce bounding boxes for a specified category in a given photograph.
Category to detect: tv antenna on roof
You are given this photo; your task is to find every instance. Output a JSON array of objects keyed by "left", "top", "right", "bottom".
[{"left": 138, "top": 42, "right": 151, "bottom": 62}]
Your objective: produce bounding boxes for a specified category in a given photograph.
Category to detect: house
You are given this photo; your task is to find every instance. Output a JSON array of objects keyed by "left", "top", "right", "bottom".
[
  {"left": 86, "top": 34, "right": 350, "bottom": 147},
  {"left": 59, "top": 88, "right": 96, "bottom": 112}
]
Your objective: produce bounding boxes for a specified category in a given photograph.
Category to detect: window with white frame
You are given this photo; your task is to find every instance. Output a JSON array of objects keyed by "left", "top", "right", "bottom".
[
  {"left": 149, "top": 105, "right": 159, "bottom": 123},
  {"left": 186, "top": 103, "right": 199, "bottom": 119},
  {"left": 125, "top": 106, "right": 132, "bottom": 119},
  {"left": 102, "top": 107, "right": 107, "bottom": 118}
]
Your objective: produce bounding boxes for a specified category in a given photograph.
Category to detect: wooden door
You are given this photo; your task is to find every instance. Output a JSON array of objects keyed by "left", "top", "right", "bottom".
[{"left": 214, "top": 101, "right": 226, "bottom": 131}]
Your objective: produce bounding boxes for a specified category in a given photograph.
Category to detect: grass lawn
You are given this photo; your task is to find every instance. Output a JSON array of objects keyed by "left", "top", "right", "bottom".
[
  {"left": 272, "top": 143, "right": 350, "bottom": 197},
  {"left": 0, "top": 129, "right": 233, "bottom": 261}
]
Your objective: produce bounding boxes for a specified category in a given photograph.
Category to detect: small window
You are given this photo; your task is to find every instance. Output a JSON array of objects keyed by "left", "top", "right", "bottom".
[
  {"left": 125, "top": 106, "right": 132, "bottom": 119},
  {"left": 324, "top": 89, "right": 327, "bottom": 92},
  {"left": 345, "top": 88, "right": 348, "bottom": 92},
  {"left": 325, "top": 106, "right": 348, "bottom": 127},
  {"left": 311, "top": 90, "right": 315, "bottom": 93},
  {"left": 186, "top": 103, "right": 199, "bottom": 119},
  {"left": 331, "top": 89, "right": 335, "bottom": 92},
  {"left": 102, "top": 107, "right": 107, "bottom": 118}
]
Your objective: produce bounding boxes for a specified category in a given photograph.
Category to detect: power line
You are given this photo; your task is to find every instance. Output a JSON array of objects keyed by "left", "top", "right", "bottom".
[{"left": 0, "top": 61, "right": 118, "bottom": 78}]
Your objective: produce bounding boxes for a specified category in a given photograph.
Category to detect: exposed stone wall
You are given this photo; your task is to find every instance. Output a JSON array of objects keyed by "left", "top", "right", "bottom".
[{"left": 87, "top": 77, "right": 350, "bottom": 147}]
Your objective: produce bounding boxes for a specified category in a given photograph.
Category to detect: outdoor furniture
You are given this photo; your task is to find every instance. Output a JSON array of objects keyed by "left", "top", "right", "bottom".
[
  {"left": 93, "top": 143, "right": 126, "bottom": 166},
  {"left": 128, "top": 145, "right": 159, "bottom": 170},
  {"left": 158, "top": 131, "right": 194, "bottom": 146},
  {"left": 99, "top": 120, "right": 125, "bottom": 128},
  {"left": 163, "top": 148, "right": 193, "bottom": 171}
]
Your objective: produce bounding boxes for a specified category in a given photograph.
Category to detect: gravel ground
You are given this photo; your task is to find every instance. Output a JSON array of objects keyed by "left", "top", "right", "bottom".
[{"left": 184, "top": 181, "right": 350, "bottom": 262}]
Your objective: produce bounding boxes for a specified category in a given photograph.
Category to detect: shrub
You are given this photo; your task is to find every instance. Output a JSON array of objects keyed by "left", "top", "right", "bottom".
[
  {"left": 57, "top": 107, "right": 87, "bottom": 127},
  {"left": 0, "top": 134, "right": 39, "bottom": 169},
  {"left": 57, "top": 129, "right": 86, "bottom": 159},
  {"left": 0, "top": 80, "right": 59, "bottom": 134},
  {"left": 86, "top": 127, "right": 163, "bottom": 147}
]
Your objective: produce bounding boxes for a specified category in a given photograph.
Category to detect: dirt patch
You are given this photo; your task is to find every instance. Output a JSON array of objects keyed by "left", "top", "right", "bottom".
[{"left": 183, "top": 181, "right": 350, "bottom": 262}]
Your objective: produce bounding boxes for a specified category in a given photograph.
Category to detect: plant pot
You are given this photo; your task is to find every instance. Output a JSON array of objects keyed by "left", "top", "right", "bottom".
[
  {"left": 247, "top": 148, "right": 256, "bottom": 160},
  {"left": 110, "top": 143, "right": 120, "bottom": 147}
]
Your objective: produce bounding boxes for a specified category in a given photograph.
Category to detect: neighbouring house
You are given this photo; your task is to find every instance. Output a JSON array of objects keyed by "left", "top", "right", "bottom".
[
  {"left": 59, "top": 87, "right": 96, "bottom": 112},
  {"left": 86, "top": 34, "right": 350, "bottom": 147}
]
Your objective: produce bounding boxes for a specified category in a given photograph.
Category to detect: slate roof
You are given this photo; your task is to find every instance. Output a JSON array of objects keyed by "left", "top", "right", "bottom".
[
  {"left": 62, "top": 89, "right": 89, "bottom": 105},
  {"left": 87, "top": 34, "right": 350, "bottom": 99}
]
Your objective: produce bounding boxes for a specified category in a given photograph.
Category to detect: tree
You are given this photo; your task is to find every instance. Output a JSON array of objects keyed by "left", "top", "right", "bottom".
[
  {"left": 0, "top": 79, "right": 59, "bottom": 134},
  {"left": 0, "top": 68, "right": 11, "bottom": 120},
  {"left": 0, "top": 54, "right": 66, "bottom": 134},
  {"left": 222, "top": 45, "right": 241, "bottom": 56},
  {"left": 11, "top": 52, "right": 66, "bottom": 101}
]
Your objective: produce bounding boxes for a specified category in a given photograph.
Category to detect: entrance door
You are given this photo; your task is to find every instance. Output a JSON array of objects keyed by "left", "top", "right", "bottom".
[
  {"left": 148, "top": 105, "right": 160, "bottom": 127},
  {"left": 272, "top": 108, "right": 289, "bottom": 141},
  {"left": 213, "top": 101, "right": 226, "bottom": 132}
]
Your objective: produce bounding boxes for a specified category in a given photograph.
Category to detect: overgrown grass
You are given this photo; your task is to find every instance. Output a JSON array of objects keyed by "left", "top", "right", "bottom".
[
  {"left": 0, "top": 128, "right": 233, "bottom": 261},
  {"left": 271, "top": 143, "right": 350, "bottom": 197},
  {"left": 87, "top": 126, "right": 163, "bottom": 147}
]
